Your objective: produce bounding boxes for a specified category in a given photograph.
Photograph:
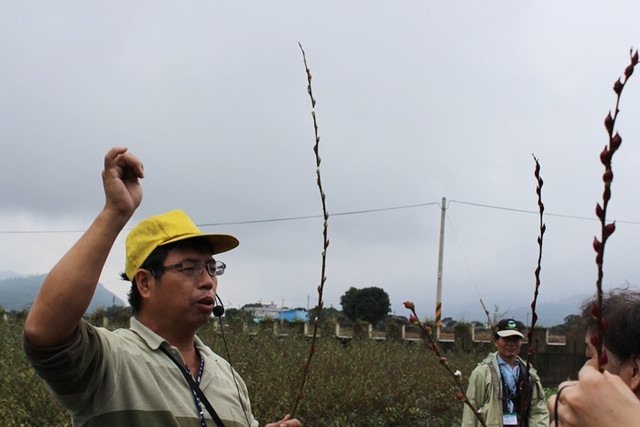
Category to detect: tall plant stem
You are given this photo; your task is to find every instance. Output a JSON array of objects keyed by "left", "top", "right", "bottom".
[
  {"left": 519, "top": 155, "right": 546, "bottom": 426},
  {"left": 592, "top": 48, "right": 638, "bottom": 371},
  {"left": 290, "top": 42, "right": 330, "bottom": 418}
]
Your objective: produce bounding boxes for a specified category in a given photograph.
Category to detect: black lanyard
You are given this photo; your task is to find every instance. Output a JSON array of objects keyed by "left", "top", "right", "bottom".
[{"left": 160, "top": 346, "right": 225, "bottom": 427}]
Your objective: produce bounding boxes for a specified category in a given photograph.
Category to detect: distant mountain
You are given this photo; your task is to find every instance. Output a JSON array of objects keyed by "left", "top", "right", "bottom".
[
  {"left": 0, "top": 274, "right": 125, "bottom": 313},
  {"left": 445, "top": 294, "right": 589, "bottom": 327},
  {"left": 0, "top": 270, "right": 22, "bottom": 281}
]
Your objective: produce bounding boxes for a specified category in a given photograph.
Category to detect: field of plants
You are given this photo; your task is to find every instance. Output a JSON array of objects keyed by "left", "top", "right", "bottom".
[{"left": 1, "top": 315, "right": 490, "bottom": 426}]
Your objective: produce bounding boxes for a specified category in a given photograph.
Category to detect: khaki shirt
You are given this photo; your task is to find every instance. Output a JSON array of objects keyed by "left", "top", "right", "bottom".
[{"left": 24, "top": 317, "right": 258, "bottom": 427}]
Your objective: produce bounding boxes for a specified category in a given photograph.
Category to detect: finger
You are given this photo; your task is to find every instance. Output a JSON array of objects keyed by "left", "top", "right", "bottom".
[
  {"left": 547, "top": 393, "right": 557, "bottom": 416},
  {"left": 116, "top": 152, "right": 145, "bottom": 179},
  {"left": 555, "top": 385, "right": 578, "bottom": 426},
  {"left": 556, "top": 379, "right": 577, "bottom": 390},
  {"left": 105, "top": 146, "right": 129, "bottom": 168}
]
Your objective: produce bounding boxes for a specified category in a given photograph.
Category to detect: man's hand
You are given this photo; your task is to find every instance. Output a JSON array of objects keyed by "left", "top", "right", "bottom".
[
  {"left": 24, "top": 147, "right": 145, "bottom": 347},
  {"left": 102, "top": 146, "right": 144, "bottom": 219},
  {"left": 265, "top": 414, "right": 301, "bottom": 427}
]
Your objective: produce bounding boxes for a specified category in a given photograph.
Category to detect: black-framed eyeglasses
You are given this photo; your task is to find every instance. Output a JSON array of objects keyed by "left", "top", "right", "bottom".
[{"left": 160, "top": 259, "right": 226, "bottom": 277}]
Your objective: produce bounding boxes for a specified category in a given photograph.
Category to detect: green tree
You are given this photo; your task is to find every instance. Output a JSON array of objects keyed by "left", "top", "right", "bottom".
[
  {"left": 308, "top": 306, "right": 346, "bottom": 326},
  {"left": 550, "top": 313, "right": 582, "bottom": 335},
  {"left": 340, "top": 286, "right": 390, "bottom": 326}
]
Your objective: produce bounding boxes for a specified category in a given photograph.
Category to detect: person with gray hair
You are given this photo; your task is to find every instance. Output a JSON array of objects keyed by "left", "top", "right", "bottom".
[{"left": 548, "top": 288, "right": 640, "bottom": 425}]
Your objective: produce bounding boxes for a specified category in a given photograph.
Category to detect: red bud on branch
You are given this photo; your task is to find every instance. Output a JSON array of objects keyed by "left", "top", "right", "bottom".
[
  {"left": 600, "top": 146, "right": 611, "bottom": 165},
  {"left": 599, "top": 351, "right": 608, "bottom": 367},
  {"left": 604, "top": 112, "right": 614, "bottom": 134},
  {"left": 403, "top": 301, "right": 415, "bottom": 310},
  {"left": 613, "top": 78, "right": 623, "bottom": 94},
  {"left": 604, "top": 222, "right": 616, "bottom": 237},
  {"left": 593, "top": 237, "right": 602, "bottom": 253},
  {"left": 611, "top": 133, "right": 622, "bottom": 151}
]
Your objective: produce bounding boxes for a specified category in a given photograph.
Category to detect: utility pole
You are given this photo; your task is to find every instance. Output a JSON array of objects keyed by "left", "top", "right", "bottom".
[{"left": 435, "top": 197, "right": 446, "bottom": 340}]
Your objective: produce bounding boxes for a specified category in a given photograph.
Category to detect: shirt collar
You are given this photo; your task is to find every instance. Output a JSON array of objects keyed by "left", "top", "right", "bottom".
[{"left": 129, "top": 317, "right": 207, "bottom": 351}]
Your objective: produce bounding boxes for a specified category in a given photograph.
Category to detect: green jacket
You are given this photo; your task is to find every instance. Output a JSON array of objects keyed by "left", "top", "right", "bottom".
[{"left": 461, "top": 352, "right": 549, "bottom": 427}]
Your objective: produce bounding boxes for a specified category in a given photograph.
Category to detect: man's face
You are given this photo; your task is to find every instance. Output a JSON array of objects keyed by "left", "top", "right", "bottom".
[
  {"left": 494, "top": 334, "right": 523, "bottom": 360},
  {"left": 151, "top": 246, "right": 219, "bottom": 328}
]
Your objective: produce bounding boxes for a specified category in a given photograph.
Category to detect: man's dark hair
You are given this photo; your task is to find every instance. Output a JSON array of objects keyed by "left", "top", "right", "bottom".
[
  {"left": 581, "top": 287, "right": 640, "bottom": 363},
  {"left": 121, "top": 237, "right": 214, "bottom": 315}
]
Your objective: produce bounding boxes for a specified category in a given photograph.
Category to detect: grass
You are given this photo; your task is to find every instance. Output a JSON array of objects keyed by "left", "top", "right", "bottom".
[{"left": 2, "top": 316, "right": 486, "bottom": 426}]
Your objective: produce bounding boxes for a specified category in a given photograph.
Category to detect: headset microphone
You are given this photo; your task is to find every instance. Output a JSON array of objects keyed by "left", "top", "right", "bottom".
[
  {"left": 213, "top": 294, "right": 225, "bottom": 317},
  {"left": 213, "top": 292, "right": 251, "bottom": 426}
]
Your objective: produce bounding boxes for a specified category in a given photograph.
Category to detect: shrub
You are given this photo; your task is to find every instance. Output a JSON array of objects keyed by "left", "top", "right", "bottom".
[{"left": 4, "top": 317, "right": 485, "bottom": 426}]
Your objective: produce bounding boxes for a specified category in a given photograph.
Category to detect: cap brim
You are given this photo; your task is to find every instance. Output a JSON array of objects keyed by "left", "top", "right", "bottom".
[
  {"left": 160, "top": 233, "right": 239, "bottom": 255},
  {"left": 497, "top": 330, "right": 524, "bottom": 338}
]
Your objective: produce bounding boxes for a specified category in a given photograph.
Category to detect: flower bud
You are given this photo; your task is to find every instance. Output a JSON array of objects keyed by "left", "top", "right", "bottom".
[
  {"left": 595, "top": 252, "right": 603, "bottom": 265},
  {"left": 595, "top": 203, "right": 605, "bottom": 220},
  {"left": 599, "top": 351, "right": 608, "bottom": 367},
  {"left": 593, "top": 237, "right": 602, "bottom": 253},
  {"left": 604, "top": 222, "right": 616, "bottom": 238},
  {"left": 457, "top": 392, "right": 465, "bottom": 400},
  {"left": 409, "top": 314, "right": 419, "bottom": 324},
  {"left": 439, "top": 357, "right": 447, "bottom": 364},
  {"left": 604, "top": 112, "right": 614, "bottom": 134},
  {"left": 454, "top": 370, "right": 462, "bottom": 378},
  {"left": 613, "top": 78, "right": 623, "bottom": 95},
  {"left": 611, "top": 133, "right": 622, "bottom": 151},
  {"left": 625, "top": 63, "right": 635, "bottom": 79},
  {"left": 403, "top": 301, "right": 415, "bottom": 310}
]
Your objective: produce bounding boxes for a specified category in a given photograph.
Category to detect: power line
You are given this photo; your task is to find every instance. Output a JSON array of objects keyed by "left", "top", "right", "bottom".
[
  {"left": 449, "top": 199, "right": 640, "bottom": 224},
  {"left": 1, "top": 199, "right": 638, "bottom": 234}
]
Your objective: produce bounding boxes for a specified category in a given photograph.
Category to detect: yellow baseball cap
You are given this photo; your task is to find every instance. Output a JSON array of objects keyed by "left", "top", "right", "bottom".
[{"left": 124, "top": 209, "right": 239, "bottom": 280}]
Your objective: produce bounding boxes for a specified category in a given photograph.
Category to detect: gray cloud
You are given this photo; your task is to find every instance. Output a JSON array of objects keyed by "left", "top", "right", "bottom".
[{"left": 1, "top": 1, "right": 639, "bottom": 323}]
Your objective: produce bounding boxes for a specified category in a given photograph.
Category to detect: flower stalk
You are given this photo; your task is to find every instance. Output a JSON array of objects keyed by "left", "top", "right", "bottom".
[
  {"left": 403, "top": 301, "right": 487, "bottom": 427},
  {"left": 592, "top": 48, "right": 638, "bottom": 371},
  {"left": 290, "top": 42, "right": 330, "bottom": 417},
  {"left": 519, "top": 155, "right": 546, "bottom": 426}
]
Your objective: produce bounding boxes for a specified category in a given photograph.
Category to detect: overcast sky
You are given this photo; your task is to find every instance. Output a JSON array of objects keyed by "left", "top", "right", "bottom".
[{"left": 1, "top": 1, "right": 639, "bottom": 324}]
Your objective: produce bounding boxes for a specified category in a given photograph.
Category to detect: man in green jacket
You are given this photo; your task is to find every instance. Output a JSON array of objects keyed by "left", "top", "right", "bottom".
[{"left": 462, "top": 319, "right": 549, "bottom": 426}]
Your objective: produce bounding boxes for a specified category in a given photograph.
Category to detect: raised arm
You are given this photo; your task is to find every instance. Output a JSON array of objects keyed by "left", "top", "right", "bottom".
[{"left": 24, "top": 147, "right": 144, "bottom": 347}]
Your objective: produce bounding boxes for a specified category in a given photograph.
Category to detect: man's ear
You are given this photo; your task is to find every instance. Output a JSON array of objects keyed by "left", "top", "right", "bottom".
[
  {"left": 629, "top": 355, "right": 640, "bottom": 393},
  {"left": 134, "top": 269, "right": 155, "bottom": 299}
]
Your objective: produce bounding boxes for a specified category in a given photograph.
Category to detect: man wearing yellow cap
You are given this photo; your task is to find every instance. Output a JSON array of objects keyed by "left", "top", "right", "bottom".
[
  {"left": 23, "top": 147, "right": 300, "bottom": 427},
  {"left": 461, "top": 319, "right": 549, "bottom": 426}
]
